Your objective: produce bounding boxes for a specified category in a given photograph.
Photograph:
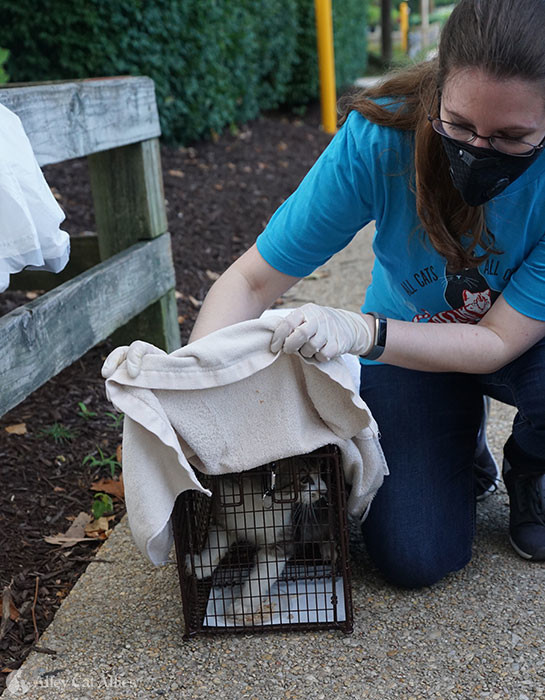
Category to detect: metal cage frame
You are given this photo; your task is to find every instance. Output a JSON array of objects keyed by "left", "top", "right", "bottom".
[{"left": 172, "top": 445, "right": 353, "bottom": 638}]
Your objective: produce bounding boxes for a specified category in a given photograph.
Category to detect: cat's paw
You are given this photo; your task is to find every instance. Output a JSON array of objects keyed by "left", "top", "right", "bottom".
[
  {"left": 226, "top": 596, "right": 259, "bottom": 621},
  {"left": 224, "top": 601, "right": 241, "bottom": 623},
  {"left": 231, "top": 597, "right": 249, "bottom": 618},
  {"left": 185, "top": 553, "right": 214, "bottom": 580},
  {"left": 320, "top": 541, "right": 338, "bottom": 566},
  {"left": 225, "top": 595, "right": 280, "bottom": 625}
]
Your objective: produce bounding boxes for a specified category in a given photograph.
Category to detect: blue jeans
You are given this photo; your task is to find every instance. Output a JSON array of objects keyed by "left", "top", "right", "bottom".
[{"left": 359, "top": 338, "right": 545, "bottom": 589}]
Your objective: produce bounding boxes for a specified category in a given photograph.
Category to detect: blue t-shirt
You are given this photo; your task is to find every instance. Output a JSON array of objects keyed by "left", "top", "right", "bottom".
[{"left": 256, "top": 110, "right": 545, "bottom": 331}]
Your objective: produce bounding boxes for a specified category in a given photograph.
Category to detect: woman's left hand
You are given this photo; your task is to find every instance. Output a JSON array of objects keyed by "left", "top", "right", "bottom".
[
  {"left": 270, "top": 303, "right": 373, "bottom": 362},
  {"left": 101, "top": 340, "right": 167, "bottom": 379}
]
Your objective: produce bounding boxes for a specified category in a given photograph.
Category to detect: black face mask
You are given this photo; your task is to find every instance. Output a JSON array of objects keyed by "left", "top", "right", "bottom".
[{"left": 441, "top": 136, "right": 542, "bottom": 207}]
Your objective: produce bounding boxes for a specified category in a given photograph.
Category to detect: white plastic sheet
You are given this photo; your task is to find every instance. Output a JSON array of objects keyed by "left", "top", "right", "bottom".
[
  {"left": 0, "top": 102, "right": 69, "bottom": 292},
  {"left": 203, "top": 574, "right": 347, "bottom": 627}
]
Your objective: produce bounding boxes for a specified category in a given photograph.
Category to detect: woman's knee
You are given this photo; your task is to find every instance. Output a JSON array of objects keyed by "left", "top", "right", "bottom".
[
  {"left": 363, "top": 536, "right": 473, "bottom": 589},
  {"left": 489, "top": 341, "right": 545, "bottom": 432}
]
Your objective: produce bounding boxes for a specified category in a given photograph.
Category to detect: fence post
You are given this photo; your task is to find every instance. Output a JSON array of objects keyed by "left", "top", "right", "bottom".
[{"left": 88, "top": 137, "right": 181, "bottom": 352}]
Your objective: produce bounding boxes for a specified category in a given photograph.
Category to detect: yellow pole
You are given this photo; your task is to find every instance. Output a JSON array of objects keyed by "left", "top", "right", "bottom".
[
  {"left": 400, "top": 1, "right": 410, "bottom": 54},
  {"left": 314, "top": 0, "right": 337, "bottom": 134}
]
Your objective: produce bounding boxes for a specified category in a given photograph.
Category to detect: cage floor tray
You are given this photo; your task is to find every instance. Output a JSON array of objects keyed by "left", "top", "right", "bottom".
[{"left": 203, "top": 576, "right": 346, "bottom": 627}]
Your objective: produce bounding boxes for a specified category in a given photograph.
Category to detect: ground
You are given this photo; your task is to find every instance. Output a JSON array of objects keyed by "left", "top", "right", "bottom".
[{"left": 0, "top": 102, "right": 332, "bottom": 686}]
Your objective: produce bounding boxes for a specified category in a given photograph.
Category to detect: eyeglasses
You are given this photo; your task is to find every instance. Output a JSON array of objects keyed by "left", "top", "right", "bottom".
[{"left": 428, "top": 115, "right": 545, "bottom": 157}]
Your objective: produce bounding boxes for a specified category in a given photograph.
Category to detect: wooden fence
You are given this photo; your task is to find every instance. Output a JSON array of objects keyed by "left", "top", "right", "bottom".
[{"left": 0, "top": 76, "right": 181, "bottom": 417}]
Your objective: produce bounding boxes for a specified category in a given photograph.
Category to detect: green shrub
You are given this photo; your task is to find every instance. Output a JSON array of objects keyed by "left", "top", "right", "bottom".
[
  {"left": 0, "top": 47, "right": 8, "bottom": 83},
  {"left": 276, "top": 0, "right": 367, "bottom": 108},
  {"left": 332, "top": 0, "right": 368, "bottom": 96},
  {"left": 0, "top": 0, "right": 367, "bottom": 144}
]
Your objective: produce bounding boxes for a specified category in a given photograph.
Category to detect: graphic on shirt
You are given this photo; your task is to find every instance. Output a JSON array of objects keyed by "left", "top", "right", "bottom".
[{"left": 412, "top": 265, "right": 500, "bottom": 323}]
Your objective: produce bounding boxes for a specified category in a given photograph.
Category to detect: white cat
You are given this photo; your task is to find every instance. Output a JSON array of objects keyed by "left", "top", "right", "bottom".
[{"left": 185, "top": 461, "right": 334, "bottom": 620}]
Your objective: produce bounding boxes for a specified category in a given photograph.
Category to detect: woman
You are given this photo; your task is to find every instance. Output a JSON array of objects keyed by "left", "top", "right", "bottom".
[{"left": 189, "top": 0, "right": 545, "bottom": 587}]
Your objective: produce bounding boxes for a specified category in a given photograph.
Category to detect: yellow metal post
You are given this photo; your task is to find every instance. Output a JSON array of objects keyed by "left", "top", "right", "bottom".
[
  {"left": 314, "top": 0, "right": 337, "bottom": 134},
  {"left": 400, "top": 1, "right": 410, "bottom": 54}
]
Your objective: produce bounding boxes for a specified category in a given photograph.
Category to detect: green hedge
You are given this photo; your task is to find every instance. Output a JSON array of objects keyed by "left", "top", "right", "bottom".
[{"left": 0, "top": 0, "right": 367, "bottom": 144}]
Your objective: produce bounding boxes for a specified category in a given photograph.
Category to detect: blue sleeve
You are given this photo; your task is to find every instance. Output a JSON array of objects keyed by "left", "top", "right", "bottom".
[
  {"left": 503, "top": 236, "right": 545, "bottom": 321},
  {"left": 256, "top": 112, "right": 376, "bottom": 277}
]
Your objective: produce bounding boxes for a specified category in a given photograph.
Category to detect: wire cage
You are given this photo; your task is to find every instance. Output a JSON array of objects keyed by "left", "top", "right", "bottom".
[{"left": 172, "top": 445, "right": 353, "bottom": 638}]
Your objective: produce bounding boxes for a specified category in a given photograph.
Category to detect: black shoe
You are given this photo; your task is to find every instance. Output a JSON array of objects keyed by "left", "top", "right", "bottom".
[
  {"left": 474, "top": 450, "right": 500, "bottom": 501},
  {"left": 474, "top": 396, "right": 499, "bottom": 501},
  {"left": 503, "top": 458, "right": 545, "bottom": 561}
]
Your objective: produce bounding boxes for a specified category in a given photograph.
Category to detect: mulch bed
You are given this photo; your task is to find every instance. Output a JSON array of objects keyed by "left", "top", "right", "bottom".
[{"left": 0, "top": 101, "right": 332, "bottom": 688}]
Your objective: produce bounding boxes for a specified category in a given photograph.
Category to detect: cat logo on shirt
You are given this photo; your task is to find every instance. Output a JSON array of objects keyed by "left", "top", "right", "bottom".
[{"left": 412, "top": 266, "right": 500, "bottom": 323}]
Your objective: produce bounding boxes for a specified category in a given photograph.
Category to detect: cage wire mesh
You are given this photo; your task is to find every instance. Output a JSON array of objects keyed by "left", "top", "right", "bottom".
[{"left": 172, "top": 445, "right": 353, "bottom": 637}]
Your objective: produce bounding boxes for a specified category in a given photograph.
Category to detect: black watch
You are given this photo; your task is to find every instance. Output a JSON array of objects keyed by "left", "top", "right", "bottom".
[{"left": 362, "top": 312, "right": 387, "bottom": 361}]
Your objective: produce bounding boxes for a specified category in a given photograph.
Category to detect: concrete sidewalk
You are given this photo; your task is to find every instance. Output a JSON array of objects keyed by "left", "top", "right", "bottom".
[{"left": 4, "top": 224, "right": 544, "bottom": 700}]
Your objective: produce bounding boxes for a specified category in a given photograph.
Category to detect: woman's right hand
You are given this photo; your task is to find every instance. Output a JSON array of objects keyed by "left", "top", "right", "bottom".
[{"left": 270, "top": 303, "right": 373, "bottom": 361}]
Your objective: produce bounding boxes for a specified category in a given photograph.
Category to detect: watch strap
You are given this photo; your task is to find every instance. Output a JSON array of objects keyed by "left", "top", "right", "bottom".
[{"left": 362, "top": 311, "right": 387, "bottom": 361}]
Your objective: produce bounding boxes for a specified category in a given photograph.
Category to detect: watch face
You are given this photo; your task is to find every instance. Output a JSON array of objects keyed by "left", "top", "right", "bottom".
[{"left": 375, "top": 315, "right": 387, "bottom": 348}]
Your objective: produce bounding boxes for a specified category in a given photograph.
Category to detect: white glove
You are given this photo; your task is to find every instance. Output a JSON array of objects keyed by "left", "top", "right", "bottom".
[
  {"left": 270, "top": 303, "right": 373, "bottom": 362},
  {"left": 101, "top": 340, "right": 167, "bottom": 379}
]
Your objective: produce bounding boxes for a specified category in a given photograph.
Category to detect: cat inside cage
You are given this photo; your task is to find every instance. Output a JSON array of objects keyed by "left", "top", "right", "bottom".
[{"left": 174, "top": 446, "right": 353, "bottom": 635}]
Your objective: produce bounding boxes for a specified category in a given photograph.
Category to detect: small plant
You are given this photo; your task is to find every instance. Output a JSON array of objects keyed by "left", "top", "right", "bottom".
[
  {"left": 92, "top": 492, "right": 114, "bottom": 519},
  {"left": 83, "top": 447, "right": 121, "bottom": 478},
  {"left": 37, "top": 423, "right": 77, "bottom": 444},
  {"left": 77, "top": 402, "right": 97, "bottom": 420},
  {"left": 105, "top": 411, "right": 124, "bottom": 428}
]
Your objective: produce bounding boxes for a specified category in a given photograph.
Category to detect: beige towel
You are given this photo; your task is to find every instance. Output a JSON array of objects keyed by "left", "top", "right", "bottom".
[{"left": 103, "top": 313, "right": 388, "bottom": 565}]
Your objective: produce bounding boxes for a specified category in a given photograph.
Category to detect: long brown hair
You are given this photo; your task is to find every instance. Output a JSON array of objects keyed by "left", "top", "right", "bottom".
[{"left": 339, "top": 0, "right": 545, "bottom": 270}]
